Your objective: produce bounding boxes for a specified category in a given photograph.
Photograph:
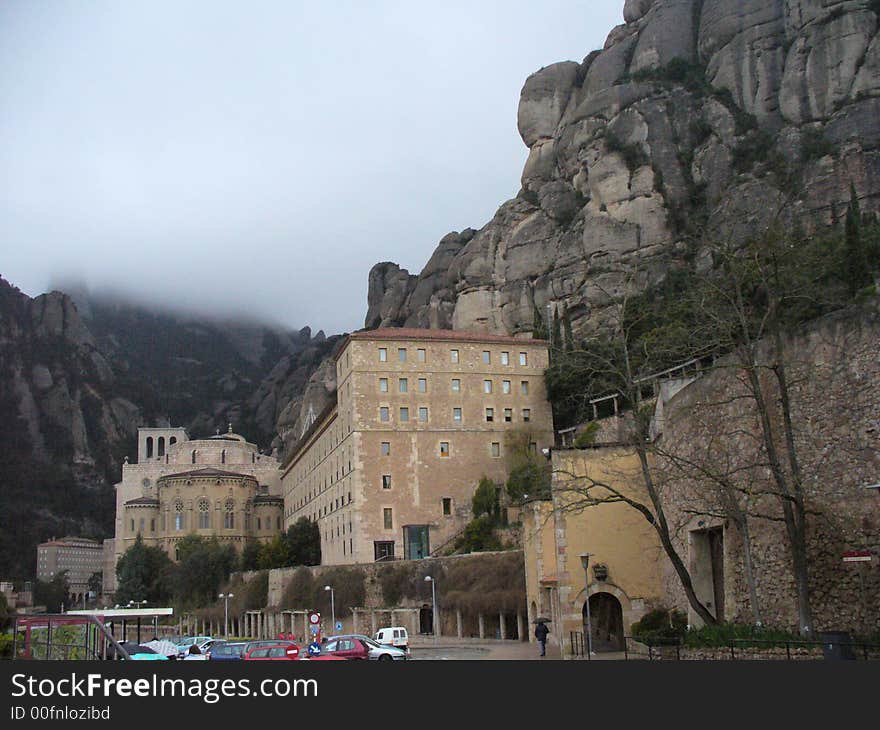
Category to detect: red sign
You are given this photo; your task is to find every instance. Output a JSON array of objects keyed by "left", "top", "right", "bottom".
[
  {"left": 842, "top": 550, "right": 872, "bottom": 563},
  {"left": 309, "top": 612, "right": 321, "bottom": 625}
]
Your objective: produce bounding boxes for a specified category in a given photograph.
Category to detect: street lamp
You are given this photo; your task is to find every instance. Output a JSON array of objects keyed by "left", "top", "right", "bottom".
[
  {"left": 579, "top": 554, "right": 594, "bottom": 659},
  {"left": 219, "top": 593, "right": 234, "bottom": 639},
  {"left": 127, "top": 600, "right": 146, "bottom": 609},
  {"left": 424, "top": 576, "right": 437, "bottom": 638},
  {"left": 324, "top": 586, "right": 335, "bottom": 631}
]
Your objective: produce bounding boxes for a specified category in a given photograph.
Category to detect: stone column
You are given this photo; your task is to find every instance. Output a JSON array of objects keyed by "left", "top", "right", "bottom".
[
  {"left": 411, "top": 610, "right": 418, "bottom": 636},
  {"left": 478, "top": 614, "right": 485, "bottom": 639},
  {"left": 500, "top": 613, "right": 507, "bottom": 640},
  {"left": 517, "top": 613, "right": 525, "bottom": 642},
  {"left": 370, "top": 611, "right": 377, "bottom": 635},
  {"left": 456, "top": 611, "right": 463, "bottom": 638},
  {"left": 352, "top": 610, "right": 359, "bottom": 635},
  {"left": 389, "top": 609, "right": 395, "bottom": 627}
]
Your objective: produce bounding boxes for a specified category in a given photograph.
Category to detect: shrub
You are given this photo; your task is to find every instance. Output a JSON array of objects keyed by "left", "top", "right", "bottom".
[
  {"left": 603, "top": 129, "right": 649, "bottom": 173},
  {"left": 573, "top": 422, "right": 600, "bottom": 448},
  {"left": 280, "top": 566, "right": 315, "bottom": 610},
  {"left": 631, "top": 607, "right": 687, "bottom": 641},
  {"left": 801, "top": 127, "right": 836, "bottom": 161}
]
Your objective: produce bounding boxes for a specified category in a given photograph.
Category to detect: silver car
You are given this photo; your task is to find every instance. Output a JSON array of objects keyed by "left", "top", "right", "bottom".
[{"left": 325, "top": 634, "right": 408, "bottom": 661}]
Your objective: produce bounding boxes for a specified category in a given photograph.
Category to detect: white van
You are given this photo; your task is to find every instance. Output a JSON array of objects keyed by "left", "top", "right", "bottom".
[{"left": 374, "top": 627, "right": 409, "bottom": 654}]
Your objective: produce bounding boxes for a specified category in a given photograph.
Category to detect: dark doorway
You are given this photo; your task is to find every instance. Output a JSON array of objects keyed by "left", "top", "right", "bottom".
[
  {"left": 419, "top": 604, "right": 433, "bottom": 634},
  {"left": 584, "top": 592, "right": 625, "bottom": 652}
]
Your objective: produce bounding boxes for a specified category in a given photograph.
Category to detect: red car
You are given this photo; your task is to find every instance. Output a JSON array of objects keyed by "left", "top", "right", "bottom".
[{"left": 243, "top": 644, "right": 301, "bottom": 661}]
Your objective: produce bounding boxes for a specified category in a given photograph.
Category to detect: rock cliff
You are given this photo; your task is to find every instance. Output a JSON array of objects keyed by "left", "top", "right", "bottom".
[{"left": 366, "top": 0, "right": 880, "bottom": 336}]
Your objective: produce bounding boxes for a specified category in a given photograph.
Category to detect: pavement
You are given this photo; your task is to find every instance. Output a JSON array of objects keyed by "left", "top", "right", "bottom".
[{"left": 407, "top": 636, "right": 626, "bottom": 660}]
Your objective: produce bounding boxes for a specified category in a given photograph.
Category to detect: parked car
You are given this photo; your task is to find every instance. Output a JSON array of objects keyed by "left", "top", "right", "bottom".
[
  {"left": 207, "top": 641, "right": 247, "bottom": 661},
  {"left": 243, "top": 639, "right": 297, "bottom": 655},
  {"left": 374, "top": 627, "right": 410, "bottom": 654},
  {"left": 243, "top": 644, "right": 301, "bottom": 661},
  {"left": 175, "top": 636, "right": 212, "bottom": 656},
  {"left": 325, "top": 634, "right": 407, "bottom": 661}
]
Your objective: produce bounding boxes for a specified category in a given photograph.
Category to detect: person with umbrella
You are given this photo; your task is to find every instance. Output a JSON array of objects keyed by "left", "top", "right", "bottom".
[{"left": 534, "top": 619, "right": 550, "bottom": 657}]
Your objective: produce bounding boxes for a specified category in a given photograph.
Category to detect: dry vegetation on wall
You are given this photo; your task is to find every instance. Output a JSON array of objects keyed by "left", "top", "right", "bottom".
[
  {"left": 279, "top": 566, "right": 366, "bottom": 614},
  {"left": 377, "top": 552, "right": 526, "bottom": 615}
]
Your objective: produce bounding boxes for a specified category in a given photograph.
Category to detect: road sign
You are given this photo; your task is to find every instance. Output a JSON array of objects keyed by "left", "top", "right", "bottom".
[
  {"left": 310, "top": 625, "right": 319, "bottom": 635},
  {"left": 843, "top": 551, "right": 872, "bottom": 563},
  {"left": 335, "top": 621, "right": 343, "bottom": 631},
  {"left": 308, "top": 642, "right": 322, "bottom": 656},
  {"left": 309, "top": 612, "right": 320, "bottom": 625}
]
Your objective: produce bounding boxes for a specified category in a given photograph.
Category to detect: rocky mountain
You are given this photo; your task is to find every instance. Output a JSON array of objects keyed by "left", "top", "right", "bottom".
[
  {"left": 366, "top": 0, "right": 880, "bottom": 336},
  {"left": 0, "top": 277, "right": 338, "bottom": 579}
]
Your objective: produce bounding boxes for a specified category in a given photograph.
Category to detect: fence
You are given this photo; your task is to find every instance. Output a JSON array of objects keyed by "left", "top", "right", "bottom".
[{"left": 626, "top": 636, "right": 880, "bottom": 661}]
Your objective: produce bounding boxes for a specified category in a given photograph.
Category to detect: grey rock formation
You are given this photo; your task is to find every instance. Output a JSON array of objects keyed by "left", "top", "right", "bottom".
[{"left": 364, "top": 0, "right": 880, "bottom": 339}]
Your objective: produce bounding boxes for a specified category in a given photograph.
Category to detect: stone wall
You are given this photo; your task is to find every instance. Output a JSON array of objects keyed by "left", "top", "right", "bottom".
[{"left": 657, "top": 300, "right": 880, "bottom": 633}]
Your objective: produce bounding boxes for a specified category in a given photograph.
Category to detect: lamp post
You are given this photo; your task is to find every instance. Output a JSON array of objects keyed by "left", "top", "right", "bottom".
[
  {"left": 324, "top": 586, "right": 335, "bottom": 631},
  {"left": 127, "top": 600, "right": 146, "bottom": 609},
  {"left": 218, "top": 593, "right": 234, "bottom": 639},
  {"left": 579, "top": 554, "right": 594, "bottom": 659},
  {"left": 424, "top": 576, "right": 437, "bottom": 638}
]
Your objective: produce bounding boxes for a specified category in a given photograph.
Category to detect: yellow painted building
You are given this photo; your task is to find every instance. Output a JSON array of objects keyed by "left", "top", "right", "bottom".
[{"left": 522, "top": 446, "right": 664, "bottom": 657}]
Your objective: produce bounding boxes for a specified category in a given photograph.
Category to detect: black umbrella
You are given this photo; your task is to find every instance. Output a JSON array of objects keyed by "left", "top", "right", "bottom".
[{"left": 532, "top": 617, "right": 552, "bottom": 623}]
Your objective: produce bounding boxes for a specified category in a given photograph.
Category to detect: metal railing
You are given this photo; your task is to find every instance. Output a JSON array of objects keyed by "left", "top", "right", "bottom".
[
  {"left": 13, "top": 615, "right": 132, "bottom": 661},
  {"left": 625, "top": 636, "right": 880, "bottom": 661}
]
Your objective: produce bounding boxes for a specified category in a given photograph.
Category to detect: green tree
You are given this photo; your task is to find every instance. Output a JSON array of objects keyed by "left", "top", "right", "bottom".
[
  {"left": 0, "top": 591, "right": 10, "bottom": 630},
  {"left": 87, "top": 571, "right": 102, "bottom": 596},
  {"left": 472, "top": 477, "right": 499, "bottom": 521},
  {"left": 116, "top": 536, "right": 173, "bottom": 606},
  {"left": 34, "top": 572, "right": 70, "bottom": 612},
  {"left": 456, "top": 515, "right": 502, "bottom": 553},
  {"left": 562, "top": 302, "right": 575, "bottom": 351},
  {"left": 532, "top": 300, "right": 548, "bottom": 339},
  {"left": 240, "top": 540, "right": 262, "bottom": 572},
  {"left": 172, "top": 535, "right": 236, "bottom": 607},
  {"left": 257, "top": 534, "right": 290, "bottom": 570},
  {"left": 844, "top": 185, "right": 872, "bottom": 296},
  {"left": 286, "top": 517, "right": 321, "bottom": 566},
  {"left": 551, "top": 304, "right": 562, "bottom": 353}
]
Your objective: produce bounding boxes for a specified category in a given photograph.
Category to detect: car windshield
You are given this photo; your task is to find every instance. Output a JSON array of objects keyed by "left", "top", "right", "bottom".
[{"left": 363, "top": 638, "right": 383, "bottom": 649}]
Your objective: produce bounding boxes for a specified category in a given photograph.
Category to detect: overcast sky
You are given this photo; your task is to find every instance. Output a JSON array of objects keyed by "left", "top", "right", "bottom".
[{"left": 1, "top": 1, "right": 622, "bottom": 334}]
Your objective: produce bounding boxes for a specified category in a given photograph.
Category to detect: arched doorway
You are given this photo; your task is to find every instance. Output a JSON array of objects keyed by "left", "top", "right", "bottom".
[
  {"left": 584, "top": 592, "right": 624, "bottom": 652},
  {"left": 419, "top": 604, "right": 433, "bottom": 634}
]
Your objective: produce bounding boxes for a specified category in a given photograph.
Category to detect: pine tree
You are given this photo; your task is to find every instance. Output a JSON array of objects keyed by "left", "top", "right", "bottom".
[
  {"left": 844, "top": 184, "right": 871, "bottom": 296},
  {"left": 552, "top": 305, "right": 562, "bottom": 352},
  {"left": 562, "top": 303, "right": 575, "bottom": 351},
  {"left": 532, "top": 300, "right": 547, "bottom": 339}
]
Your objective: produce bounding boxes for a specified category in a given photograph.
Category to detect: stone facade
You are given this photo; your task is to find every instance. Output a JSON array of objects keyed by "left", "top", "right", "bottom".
[
  {"left": 107, "top": 426, "right": 282, "bottom": 596},
  {"left": 281, "top": 329, "right": 555, "bottom": 565}
]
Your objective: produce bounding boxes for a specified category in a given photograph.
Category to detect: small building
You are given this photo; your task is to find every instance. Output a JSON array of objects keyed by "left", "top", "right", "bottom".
[
  {"left": 36, "top": 537, "right": 104, "bottom": 602},
  {"left": 521, "top": 446, "right": 664, "bottom": 658}
]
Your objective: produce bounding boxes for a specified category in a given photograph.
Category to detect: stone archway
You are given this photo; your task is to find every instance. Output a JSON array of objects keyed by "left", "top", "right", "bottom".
[
  {"left": 584, "top": 592, "right": 625, "bottom": 652},
  {"left": 419, "top": 604, "right": 433, "bottom": 634}
]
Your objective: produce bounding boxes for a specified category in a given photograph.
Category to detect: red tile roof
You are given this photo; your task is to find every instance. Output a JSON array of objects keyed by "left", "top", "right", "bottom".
[{"left": 345, "top": 328, "right": 547, "bottom": 347}]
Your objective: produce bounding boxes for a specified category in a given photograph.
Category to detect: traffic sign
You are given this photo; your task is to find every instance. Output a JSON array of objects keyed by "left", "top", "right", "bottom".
[
  {"left": 335, "top": 621, "right": 343, "bottom": 631},
  {"left": 308, "top": 642, "right": 322, "bottom": 656},
  {"left": 309, "top": 612, "right": 320, "bottom": 625},
  {"left": 310, "top": 625, "right": 319, "bottom": 635},
  {"left": 843, "top": 550, "right": 872, "bottom": 563}
]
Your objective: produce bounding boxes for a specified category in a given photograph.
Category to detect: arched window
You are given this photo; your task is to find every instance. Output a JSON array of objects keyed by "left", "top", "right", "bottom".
[
  {"left": 169, "top": 436, "right": 177, "bottom": 446},
  {"left": 221, "top": 449, "right": 226, "bottom": 465},
  {"left": 174, "top": 500, "right": 184, "bottom": 531},
  {"left": 198, "top": 498, "right": 210, "bottom": 529},
  {"left": 224, "top": 499, "right": 235, "bottom": 529},
  {"left": 157, "top": 437, "right": 165, "bottom": 457},
  {"left": 146, "top": 437, "right": 153, "bottom": 459},
  {"left": 191, "top": 450, "right": 197, "bottom": 464}
]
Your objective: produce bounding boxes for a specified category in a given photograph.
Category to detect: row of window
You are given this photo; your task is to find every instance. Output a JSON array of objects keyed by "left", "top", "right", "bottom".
[
  {"left": 378, "top": 377, "right": 530, "bottom": 395},
  {"left": 378, "top": 406, "right": 532, "bottom": 423},
  {"left": 378, "top": 347, "right": 529, "bottom": 366},
  {"left": 130, "top": 513, "right": 280, "bottom": 534},
  {"left": 378, "top": 438, "right": 534, "bottom": 460}
]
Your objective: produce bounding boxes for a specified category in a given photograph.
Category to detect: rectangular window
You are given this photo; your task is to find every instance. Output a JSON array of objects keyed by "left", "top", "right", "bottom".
[
  {"left": 453, "top": 407, "right": 462, "bottom": 422},
  {"left": 139, "top": 518, "right": 145, "bottom": 534},
  {"left": 418, "top": 377, "right": 427, "bottom": 393},
  {"left": 521, "top": 380, "right": 530, "bottom": 395},
  {"left": 442, "top": 498, "right": 452, "bottom": 516},
  {"left": 380, "top": 407, "right": 390, "bottom": 422},
  {"left": 529, "top": 442, "right": 538, "bottom": 454},
  {"left": 398, "top": 348, "right": 407, "bottom": 362},
  {"left": 502, "top": 380, "right": 511, "bottom": 394},
  {"left": 175, "top": 514, "right": 183, "bottom": 531},
  {"left": 485, "top": 408, "right": 494, "bottom": 422},
  {"left": 381, "top": 441, "right": 390, "bottom": 456},
  {"left": 379, "top": 348, "right": 387, "bottom": 362},
  {"left": 519, "top": 352, "right": 527, "bottom": 366},
  {"left": 523, "top": 408, "right": 531, "bottom": 422},
  {"left": 440, "top": 441, "right": 450, "bottom": 457},
  {"left": 504, "top": 408, "right": 513, "bottom": 422},
  {"left": 491, "top": 442, "right": 501, "bottom": 457},
  {"left": 400, "top": 407, "right": 409, "bottom": 422},
  {"left": 150, "top": 518, "right": 155, "bottom": 532},
  {"left": 383, "top": 508, "right": 393, "bottom": 530},
  {"left": 417, "top": 348, "right": 426, "bottom": 362},
  {"left": 450, "top": 349, "right": 459, "bottom": 363},
  {"left": 501, "top": 351, "right": 509, "bottom": 365},
  {"left": 451, "top": 378, "right": 460, "bottom": 392},
  {"left": 483, "top": 380, "right": 492, "bottom": 394},
  {"left": 374, "top": 540, "right": 395, "bottom": 561},
  {"left": 482, "top": 350, "right": 491, "bottom": 364},
  {"left": 379, "top": 378, "right": 388, "bottom": 392},
  {"left": 419, "top": 407, "right": 428, "bottom": 422},
  {"left": 399, "top": 378, "right": 408, "bottom": 393},
  {"left": 382, "top": 475, "right": 392, "bottom": 490}
]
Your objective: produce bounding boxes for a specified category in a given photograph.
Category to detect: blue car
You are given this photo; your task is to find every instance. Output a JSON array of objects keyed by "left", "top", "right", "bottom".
[{"left": 208, "top": 642, "right": 247, "bottom": 661}]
